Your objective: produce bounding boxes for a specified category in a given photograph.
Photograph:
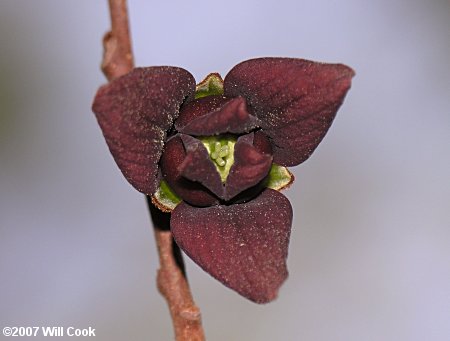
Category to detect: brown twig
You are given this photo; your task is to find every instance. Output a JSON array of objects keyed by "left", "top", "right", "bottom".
[
  {"left": 102, "top": 0, "right": 134, "bottom": 81},
  {"left": 100, "top": 1, "right": 205, "bottom": 340},
  {"left": 149, "top": 202, "right": 205, "bottom": 341}
]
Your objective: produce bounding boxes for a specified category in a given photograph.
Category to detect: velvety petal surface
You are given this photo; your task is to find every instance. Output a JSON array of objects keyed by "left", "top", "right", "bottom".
[
  {"left": 224, "top": 58, "right": 354, "bottom": 166},
  {"left": 224, "top": 133, "right": 272, "bottom": 200},
  {"left": 253, "top": 130, "right": 273, "bottom": 155},
  {"left": 178, "top": 97, "right": 260, "bottom": 136},
  {"left": 160, "top": 135, "right": 219, "bottom": 207},
  {"left": 92, "top": 67, "right": 196, "bottom": 195},
  {"left": 171, "top": 189, "right": 293, "bottom": 303},
  {"left": 175, "top": 95, "right": 230, "bottom": 130},
  {"left": 178, "top": 134, "right": 224, "bottom": 199}
]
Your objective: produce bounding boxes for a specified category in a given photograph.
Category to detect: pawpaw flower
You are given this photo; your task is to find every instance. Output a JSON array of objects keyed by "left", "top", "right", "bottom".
[{"left": 92, "top": 58, "right": 354, "bottom": 303}]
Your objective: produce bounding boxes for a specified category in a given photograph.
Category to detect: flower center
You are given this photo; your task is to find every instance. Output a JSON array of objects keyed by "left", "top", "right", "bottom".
[
  {"left": 200, "top": 135, "right": 237, "bottom": 182},
  {"left": 210, "top": 142, "right": 229, "bottom": 166}
]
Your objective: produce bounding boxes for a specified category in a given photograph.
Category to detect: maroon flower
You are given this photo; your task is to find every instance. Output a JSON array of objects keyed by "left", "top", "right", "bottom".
[{"left": 92, "top": 58, "right": 354, "bottom": 303}]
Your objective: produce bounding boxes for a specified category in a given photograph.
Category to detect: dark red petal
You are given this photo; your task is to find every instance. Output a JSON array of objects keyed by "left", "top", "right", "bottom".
[
  {"left": 224, "top": 57, "right": 354, "bottom": 166},
  {"left": 171, "top": 189, "right": 292, "bottom": 303},
  {"left": 92, "top": 67, "right": 196, "bottom": 194},
  {"left": 160, "top": 135, "right": 219, "bottom": 207},
  {"left": 178, "top": 134, "right": 225, "bottom": 199},
  {"left": 175, "top": 95, "right": 230, "bottom": 130},
  {"left": 253, "top": 130, "right": 272, "bottom": 155},
  {"left": 178, "top": 97, "right": 260, "bottom": 136},
  {"left": 224, "top": 133, "right": 273, "bottom": 200}
]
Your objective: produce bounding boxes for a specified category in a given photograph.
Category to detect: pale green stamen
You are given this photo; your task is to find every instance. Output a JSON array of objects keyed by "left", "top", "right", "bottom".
[
  {"left": 211, "top": 142, "right": 230, "bottom": 167},
  {"left": 200, "top": 135, "right": 237, "bottom": 182},
  {"left": 219, "top": 146, "right": 229, "bottom": 157}
]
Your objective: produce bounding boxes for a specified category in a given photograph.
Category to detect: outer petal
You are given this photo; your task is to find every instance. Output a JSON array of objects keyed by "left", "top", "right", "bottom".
[
  {"left": 92, "top": 67, "right": 195, "bottom": 195},
  {"left": 224, "top": 57, "right": 354, "bottom": 166},
  {"left": 178, "top": 97, "right": 260, "bottom": 136},
  {"left": 224, "top": 133, "right": 272, "bottom": 200},
  {"left": 171, "top": 189, "right": 293, "bottom": 303}
]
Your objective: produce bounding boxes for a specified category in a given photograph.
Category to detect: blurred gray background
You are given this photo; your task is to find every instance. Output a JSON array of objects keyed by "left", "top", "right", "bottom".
[{"left": 1, "top": 0, "right": 449, "bottom": 340}]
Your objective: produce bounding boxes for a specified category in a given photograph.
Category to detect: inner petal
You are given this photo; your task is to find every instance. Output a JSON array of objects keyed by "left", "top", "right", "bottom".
[
  {"left": 178, "top": 134, "right": 225, "bottom": 199},
  {"left": 224, "top": 133, "right": 273, "bottom": 201},
  {"left": 177, "top": 96, "right": 261, "bottom": 136}
]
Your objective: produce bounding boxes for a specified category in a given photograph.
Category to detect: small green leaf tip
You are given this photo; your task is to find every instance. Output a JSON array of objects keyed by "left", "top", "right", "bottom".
[
  {"left": 195, "top": 73, "right": 224, "bottom": 99},
  {"left": 151, "top": 180, "right": 182, "bottom": 212},
  {"left": 265, "top": 164, "right": 294, "bottom": 191}
]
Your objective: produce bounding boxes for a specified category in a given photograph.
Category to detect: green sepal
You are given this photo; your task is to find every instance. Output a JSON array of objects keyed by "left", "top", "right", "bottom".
[
  {"left": 195, "top": 73, "right": 224, "bottom": 99},
  {"left": 152, "top": 180, "right": 182, "bottom": 212},
  {"left": 265, "top": 163, "right": 294, "bottom": 191}
]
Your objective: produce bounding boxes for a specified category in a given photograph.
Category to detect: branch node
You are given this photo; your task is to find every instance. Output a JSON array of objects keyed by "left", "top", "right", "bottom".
[{"left": 180, "top": 307, "right": 202, "bottom": 321}]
